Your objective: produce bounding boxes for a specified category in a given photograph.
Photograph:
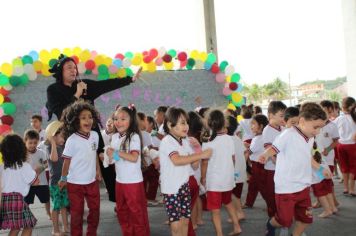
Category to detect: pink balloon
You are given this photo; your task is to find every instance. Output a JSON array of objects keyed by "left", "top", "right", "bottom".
[
  {"left": 155, "top": 58, "right": 163, "bottom": 66},
  {"left": 91, "top": 51, "right": 98, "bottom": 59},
  {"left": 92, "top": 68, "right": 98, "bottom": 75},
  {"left": 222, "top": 87, "right": 232, "bottom": 96},
  {"left": 215, "top": 73, "right": 225, "bottom": 83},
  {"left": 109, "top": 65, "right": 118, "bottom": 73},
  {"left": 0, "top": 107, "right": 4, "bottom": 117}
]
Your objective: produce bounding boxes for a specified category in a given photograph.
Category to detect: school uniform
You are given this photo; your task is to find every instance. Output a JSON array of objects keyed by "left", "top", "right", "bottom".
[
  {"left": 311, "top": 160, "right": 332, "bottom": 197},
  {"left": 272, "top": 126, "right": 314, "bottom": 227},
  {"left": 231, "top": 135, "right": 247, "bottom": 199},
  {"left": 237, "top": 118, "right": 254, "bottom": 143},
  {"left": 334, "top": 114, "right": 356, "bottom": 175},
  {"left": 245, "top": 135, "right": 266, "bottom": 207},
  {"left": 202, "top": 134, "right": 235, "bottom": 210},
  {"left": 0, "top": 163, "right": 37, "bottom": 230},
  {"left": 62, "top": 131, "right": 100, "bottom": 236},
  {"left": 262, "top": 124, "right": 283, "bottom": 217},
  {"left": 39, "top": 129, "right": 46, "bottom": 142},
  {"left": 159, "top": 134, "right": 192, "bottom": 222},
  {"left": 111, "top": 132, "right": 150, "bottom": 236}
]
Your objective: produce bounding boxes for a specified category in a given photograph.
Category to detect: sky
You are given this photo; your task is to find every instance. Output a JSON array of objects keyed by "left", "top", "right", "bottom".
[{"left": 0, "top": 0, "right": 346, "bottom": 86}]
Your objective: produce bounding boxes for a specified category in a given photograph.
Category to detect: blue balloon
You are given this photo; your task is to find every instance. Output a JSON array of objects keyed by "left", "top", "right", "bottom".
[
  {"left": 113, "top": 59, "right": 122, "bottom": 68},
  {"left": 29, "top": 50, "right": 39, "bottom": 61},
  {"left": 236, "top": 83, "right": 243, "bottom": 92},
  {"left": 204, "top": 62, "right": 212, "bottom": 70}
]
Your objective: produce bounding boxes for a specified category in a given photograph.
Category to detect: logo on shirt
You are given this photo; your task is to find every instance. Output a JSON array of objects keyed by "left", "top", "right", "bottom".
[
  {"left": 324, "top": 132, "right": 329, "bottom": 138},
  {"left": 91, "top": 142, "right": 97, "bottom": 151}
]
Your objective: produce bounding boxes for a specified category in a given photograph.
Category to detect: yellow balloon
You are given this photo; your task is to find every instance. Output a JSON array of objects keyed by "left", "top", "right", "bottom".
[
  {"left": 190, "top": 50, "right": 199, "bottom": 60},
  {"left": 94, "top": 55, "right": 105, "bottom": 66},
  {"left": 232, "top": 92, "right": 242, "bottom": 103},
  {"left": 227, "top": 103, "right": 236, "bottom": 111},
  {"left": 199, "top": 52, "right": 208, "bottom": 61},
  {"left": 33, "top": 61, "right": 43, "bottom": 72},
  {"left": 79, "top": 50, "right": 91, "bottom": 62},
  {"left": 0, "top": 63, "right": 13, "bottom": 76},
  {"left": 147, "top": 62, "right": 156, "bottom": 73},
  {"left": 0, "top": 152, "right": 3, "bottom": 165},
  {"left": 39, "top": 50, "right": 50, "bottom": 64},
  {"left": 131, "top": 56, "right": 142, "bottom": 66},
  {"left": 225, "top": 76, "right": 231, "bottom": 83},
  {"left": 117, "top": 68, "right": 126, "bottom": 78},
  {"left": 164, "top": 62, "right": 174, "bottom": 70},
  {"left": 103, "top": 57, "right": 112, "bottom": 67},
  {"left": 41, "top": 64, "right": 51, "bottom": 76},
  {"left": 63, "top": 48, "right": 73, "bottom": 57},
  {"left": 0, "top": 94, "right": 4, "bottom": 105},
  {"left": 12, "top": 58, "right": 23, "bottom": 67},
  {"left": 73, "top": 47, "right": 82, "bottom": 56},
  {"left": 237, "top": 115, "right": 243, "bottom": 123},
  {"left": 50, "top": 48, "right": 61, "bottom": 59}
]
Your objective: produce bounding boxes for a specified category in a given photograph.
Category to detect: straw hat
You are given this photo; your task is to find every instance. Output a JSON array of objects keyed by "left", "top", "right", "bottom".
[{"left": 45, "top": 121, "right": 63, "bottom": 139}]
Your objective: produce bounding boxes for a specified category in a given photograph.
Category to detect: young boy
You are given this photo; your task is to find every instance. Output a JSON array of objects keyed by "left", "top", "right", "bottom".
[
  {"left": 284, "top": 106, "right": 300, "bottom": 128},
  {"left": 262, "top": 101, "right": 286, "bottom": 217},
  {"left": 154, "top": 106, "right": 168, "bottom": 140},
  {"left": 24, "top": 129, "right": 51, "bottom": 220},
  {"left": 31, "top": 115, "right": 46, "bottom": 142},
  {"left": 259, "top": 102, "right": 332, "bottom": 236}
]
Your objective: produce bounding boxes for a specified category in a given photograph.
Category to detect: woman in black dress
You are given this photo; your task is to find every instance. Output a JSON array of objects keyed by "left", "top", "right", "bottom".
[{"left": 46, "top": 54, "right": 141, "bottom": 202}]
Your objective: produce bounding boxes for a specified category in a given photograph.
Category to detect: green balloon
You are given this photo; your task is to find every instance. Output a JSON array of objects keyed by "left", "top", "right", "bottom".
[
  {"left": 9, "top": 76, "right": 22, "bottom": 86},
  {"left": 0, "top": 74, "right": 9, "bottom": 86},
  {"left": 187, "top": 58, "right": 195, "bottom": 67},
  {"left": 2, "top": 103, "right": 17, "bottom": 115},
  {"left": 207, "top": 53, "right": 216, "bottom": 64},
  {"left": 219, "top": 61, "right": 228, "bottom": 72},
  {"left": 85, "top": 70, "right": 92, "bottom": 75},
  {"left": 125, "top": 52, "right": 134, "bottom": 59},
  {"left": 168, "top": 49, "right": 177, "bottom": 58},
  {"left": 12, "top": 58, "right": 23, "bottom": 67},
  {"left": 20, "top": 74, "right": 29, "bottom": 85},
  {"left": 98, "top": 73, "right": 109, "bottom": 81},
  {"left": 125, "top": 68, "right": 133, "bottom": 77},
  {"left": 109, "top": 74, "right": 116, "bottom": 79},
  {"left": 226, "top": 94, "right": 232, "bottom": 100},
  {"left": 98, "top": 65, "right": 108, "bottom": 75},
  {"left": 231, "top": 73, "right": 241, "bottom": 82},
  {"left": 49, "top": 59, "right": 58, "bottom": 68},
  {"left": 22, "top": 55, "right": 33, "bottom": 65}
]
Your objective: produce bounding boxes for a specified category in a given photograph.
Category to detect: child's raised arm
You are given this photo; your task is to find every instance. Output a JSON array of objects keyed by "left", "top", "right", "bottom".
[
  {"left": 258, "top": 146, "right": 277, "bottom": 164},
  {"left": 49, "top": 137, "right": 59, "bottom": 162},
  {"left": 170, "top": 148, "right": 212, "bottom": 166}
]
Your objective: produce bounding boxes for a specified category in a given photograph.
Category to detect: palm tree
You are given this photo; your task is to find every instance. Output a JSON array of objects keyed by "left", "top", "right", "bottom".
[
  {"left": 264, "top": 77, "right": 288, "bottom": 100},
  {"left": 242, "top": 83, "right": 264, "bottom": 103}
]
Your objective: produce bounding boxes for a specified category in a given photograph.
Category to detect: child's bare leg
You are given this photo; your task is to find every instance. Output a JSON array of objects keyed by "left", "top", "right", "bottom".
[
  {"left": 45, "top": 202, "right": 51, "bottom": 220},
  {"left": 292, "top": 221, "right": 309, "bottom": 236},
  {"left": 225, "top": 202, "right": 242, "bottom": 235},
  {"left": 211, "top": 209, "right": 223, "bottom": 236},
  {"left": 326, "top": 193, "right": 337, "bottom": 213},
  {"left": 235, "top": 197, "right": 245, "bottom": 220},
  {"left": 60, "top": 208, "right": 69, "bottom": 232},
  {"left": 51, "top": 210, "right": 61, "bottom": 233},
  {"left": 8, "top": 230, "right": 20, "bottom": 236},
  {"left": 191, "top": 202, "right": 198, "bottom": 229},
  {"left": 318, "top": 196, "right": 333, "bottom": 218},
  {"left": 170, "top": 221, "right": 182, "bottom": 236},
  {"left": 343, "top": 173, "right": 349, "bottom": 192},
  {"left": 20, "top": 228, "right": 32, "bottom": 236},
  {"left": 196, "top": 197, "right": 204, "bottom": 225},
  {"left": 181, "top": 218, "right": 189, "bottom": 236},
  {"left": 349, "top": 174, "right": 355, "bottom": 193}
]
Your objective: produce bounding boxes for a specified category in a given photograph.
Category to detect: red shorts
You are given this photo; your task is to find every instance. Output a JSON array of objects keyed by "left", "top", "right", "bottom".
[
  {"left": 312, "top": 180, "right": 332, "bottom": 197},
  {"left": 207, "top": 191, "right": 232, "bottom": 210},
  {"left": 232, "top": 183, "right": 243, "bottom": 199},
  {"left": 337, "top": 143, "right": 356, "bottom": 174},
  {"left": 275, "top": 187, "right": 313, "bottom": 227}
]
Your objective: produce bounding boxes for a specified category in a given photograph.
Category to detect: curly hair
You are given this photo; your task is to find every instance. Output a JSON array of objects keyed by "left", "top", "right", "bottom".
[
  {"left": 0, "top": 134, "right": 27, "bottom": 169},
  {"left": 61, "top": 101, "right": 101, "bottom": 137}
]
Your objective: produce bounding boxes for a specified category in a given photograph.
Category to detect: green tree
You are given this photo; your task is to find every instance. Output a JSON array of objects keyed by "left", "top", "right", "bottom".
[
  {"left": 264, "top": 77, "right": 288, "bottom": 100},
  {"left": 242, "top": 83, "right": 264, "bottom": 103},
  {"left": 327, "top": 91, "right": 342, "bottom": 103}
]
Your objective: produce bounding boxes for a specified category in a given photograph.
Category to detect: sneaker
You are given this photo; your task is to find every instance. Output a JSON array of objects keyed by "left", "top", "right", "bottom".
[{"left": 265, "top": 219, "right": 276, "bottom": 236}]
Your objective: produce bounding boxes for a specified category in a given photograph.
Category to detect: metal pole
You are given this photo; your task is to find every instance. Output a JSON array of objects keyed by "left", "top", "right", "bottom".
[{"left": 203, "top": 0, "right": 218, "bottom": 62}]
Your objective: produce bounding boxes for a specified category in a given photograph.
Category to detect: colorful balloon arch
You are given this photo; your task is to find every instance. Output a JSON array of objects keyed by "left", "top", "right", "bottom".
[{"left": 0, "top": 47, "right": 243, "bottom": 137}]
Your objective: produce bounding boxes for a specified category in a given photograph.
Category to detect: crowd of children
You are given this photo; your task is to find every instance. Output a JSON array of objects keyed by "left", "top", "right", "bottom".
[{"left": 0, "top": 95, "right": 355, "bottom": 236}]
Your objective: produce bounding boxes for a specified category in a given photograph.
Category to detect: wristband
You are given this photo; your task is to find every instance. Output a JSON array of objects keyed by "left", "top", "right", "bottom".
[
  {"left": 325, "top": 146, "right": 333, "bottom": 153},
  {"left": 113, "top": 151, "right": 120, "bottom": 161},
  {"left": 60, "top": 176, "right": 67, "bottom": 182},
  {"left": 316, "top": 166, "right": 325, "bottom": 181}
]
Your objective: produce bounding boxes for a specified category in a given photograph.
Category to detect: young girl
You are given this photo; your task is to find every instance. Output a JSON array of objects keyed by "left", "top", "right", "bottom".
[
  {"left": 106, "top": 105, "right": 150, "bottom": 236},
  {"left": 101, "top": 116, "right": 115, "bottom": 146},
  {"left": 236, "top": 105, "right": 254, "bottom": 145},
  {"left": 58, "top": 101, "right": 102, "bottom": 236},
  {"left": 334, "top": 97, "right": 356, "bottom": 195},
  {"left": 244, "top": 114, "right": 269, "bottom": 209},
  {"left": 201, "top": 109, "right": 242, "bottom": 236},
  {"left": 44, "top": 121, "right": 70, "bottom": 235},
  {"left": 159, "top": 107, "right": 212, "bottom": 236},
  {"left": 146, "top": 115, "right": 161, "bottom": 149},
  {"left": 0, "top": 134, "right": 38, "bottom": 236}
]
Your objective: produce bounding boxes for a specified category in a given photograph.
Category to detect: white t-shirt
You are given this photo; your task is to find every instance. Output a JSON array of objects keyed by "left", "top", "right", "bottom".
[
  {"left": 101, "top": 130, "right": 113, "bottom": 146},
  {"left": 202, "top": 134, "right": 235, "bottom": 192},
  {"left": 141, "top": 131, "right": 152, "bottom": 148},
  {"left": 249, "top": 135, "right": 264, "bottom": 162},
  {"left": 273, "top": 126, "right": 314, "bottom": 194},
  {"left": 159, "top": 135, "right": 192, "bottom": 194},
  {"left": 315, "top": 121, "right": 339, "bottom": 165},
  {"left": 334, "top": 114, "right": 356, "bottom": 144},
  {"left": 1, "top": 162, "right": 37, "bottom": 196},
  {"left": 62, "top": 131, "right": 99, "bottom": 185},
  {"left": 263, "top": 125, "right": 283, "bottom": 170},
  {"left": 111, "top": 133, "right": 143, "bottom": 184},
  {"left": 27, "top": 149, "right": 48, "bottom": 185},
  {"left": 237, "top": 118, "right": 254, "bottom": 141},
  {"left": 158, "top": 124, "right": 166, "bottom": 136},
  {"left": 311, "top": 160, "right": 330, "bottom": 184},
  {"left": 232, "top": 136, "right": 247, "bottom": 183},
  {"left": 39, "top": 129, "right": 46, "bottom": 142}
]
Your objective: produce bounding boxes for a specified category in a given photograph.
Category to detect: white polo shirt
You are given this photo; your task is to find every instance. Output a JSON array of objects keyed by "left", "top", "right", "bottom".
[
  {"left": 263, "top": 125, "right": 283, "bottom": 170},
  {"left": 27, "top": 149, "right": 48, "bottom": 185},
  {"left": 101, "top": 130, "right": 113, "bottom": 146},
  {"left": 159, "top": 134, "right": 192, "bottom": 194},
  {"left": 62, "top": 131, "right": 99, "bottom": 185},
  {"left": 316, "top": 121, "right": 339, "bottom": 165},
  {"left": 111, "top": 133, "right": 143, "bottom": 184},
  {"left": 1, "top": 162, "right": 37, "bottom": 196},
  {"left": 237, "top": 118, "right": 254, "bottom": 141},
  {"left": 249, "top": 135, "right": 264, "bottom": 162},
  {"left": 334, "top": 114, "right": 356, "bottom": 144},
  {"left": 311, "top": 160, "right": 330, "bottom": 184},
  {"left": 232, "top": 136, "right": 247, "bottom": 183},
  {"left": 202, "top": 134, "right": 235, "bottom": 192},
  {"left": 272, "top": 126, "right": 314, "bottom": 194}
]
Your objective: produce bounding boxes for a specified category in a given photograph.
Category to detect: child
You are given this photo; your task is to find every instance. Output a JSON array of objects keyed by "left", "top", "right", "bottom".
[
  {"left": 146, "top": 116, "right": 160, "bottom": 149},
  {"left": 155, "top": 106, "right": 168, "bottom": 140},
  {"left": 236, "top": 105, "right": 254, "bottom": 145},
  {"left": 0, "top": 134, "right": 38, "bottom": 235},
  {"left": 44, "top": 121, "right": 70, "bottom": 235},
  {"left": 284, "top": 106, "right": 300, "bottom": 128},
  {"left": 244, "top": 114, "right": 269, "bottom": 209},
  {"left": 201, "top": 109, "right": 242, "bottom": 236},
  {"left": 226, "top": 115, "right": 247, "bottom": 221},
  {"left": 31, "top": 114, "right": 46, "bottom": 142},
  {"left": 334, "top": 97, "right": 356, "bottom": 195},
  {"left": 101, "top": 116, "right": 115, "bottom": 146},
  {"left": 106, "top": 105, "right": 150, "bottom": 235},
  {"left": 59, "top": 101, "right": 102, "bottom": 236},
  {"left": 259, "top": 102, "right": 332, "bottom": 236},
  {"left": 159, "top": 107, "right": 212, "bottom": 236},
  {"left": 23, "top": 130, "right": 51, "bottom": 220},
  {"left": 262, "top": 101, "right": 286, "bottom": 217}
]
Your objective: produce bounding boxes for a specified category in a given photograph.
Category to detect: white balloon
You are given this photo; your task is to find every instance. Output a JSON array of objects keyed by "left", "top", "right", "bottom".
[
  {"left": 77, "top": 62, "right": 86, "bottom": 74},
  {"left": 158, "top": 47, "right": 166, "bottom": 57},
  {"left": 195, "top": 60, "right": 204, "bottom": 69},
  {"left": 29, "top": 71, "right": 38, "bottom": 81},
  {"left": 23, "top": 64, "right": 35, "bottom": 74},
  {"left": 225, "top": 65, "right": 235, "bottom": 76},
  {"left": 122, "top": 58, "right": 132, "bottom": 68},
  {"left": 4, "top": 84, "right": 13, "bottom": 91},
  {"left": 13, "top": 66, "right": 24, "bottom": 76}
]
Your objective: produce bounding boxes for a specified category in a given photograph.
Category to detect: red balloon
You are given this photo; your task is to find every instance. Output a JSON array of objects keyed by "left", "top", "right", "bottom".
[
  {"left": 211, "top": 63, "right": 219, "bottom": 74},
  {"left": 4, "top": 97, "right": 11, "bottom": 102},
  {"left": 71, "top": 55, "right": 79, "bottom": 64},
  {"left": 115, "top": 53, "right": 124, "bottom": 60},
  {"left": 85, "top": 60, "right": 96, "bottom": 70},
  {"left": 180, "top": 60, "right": 188, "bottom": 68},
  {"left": 162, "top": 54, "right": 172, "bottom": 63},
  {"left": 229, "top": 82, "right": 238, "bottom": 91},
  {"left": 0, "top": 124, "right": 11, "bottom": 135},
  {"left": 142, "top": 51, "right": 149, "bottom": 57},
  {"left": 0, "top": 88, "right": 10, "bottom": 96},
  {"left": 177, "top": 52, "right": 187, "bottom": 62},
  {"left": 1, "top": 116, "right": 14, "bottom": 125},
  {"left": 149, "top": 48, "right": 158, "bottom": 58},
  {"left": 143, "top": 55, "right": 152, "bottom": 64}
]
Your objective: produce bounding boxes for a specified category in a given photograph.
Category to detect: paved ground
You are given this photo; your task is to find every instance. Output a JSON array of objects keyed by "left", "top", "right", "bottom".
[{"left": 1, "top": 177, "right": 355, "bottom": 235}]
